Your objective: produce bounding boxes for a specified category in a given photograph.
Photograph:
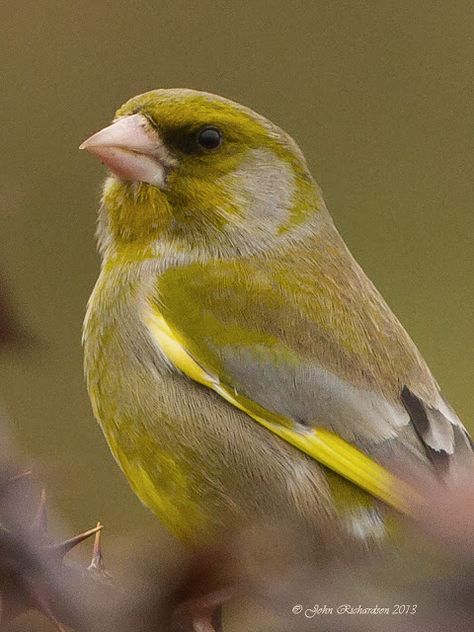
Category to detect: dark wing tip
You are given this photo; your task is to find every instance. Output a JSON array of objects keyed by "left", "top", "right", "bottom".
[{"left": 401, "top": 386, "right": 472, "bottom": 473}]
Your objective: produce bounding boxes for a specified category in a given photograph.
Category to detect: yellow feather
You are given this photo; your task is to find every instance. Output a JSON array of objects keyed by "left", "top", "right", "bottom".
[{"left": 144, "top": 308, "right": 422, "bottom": 515}]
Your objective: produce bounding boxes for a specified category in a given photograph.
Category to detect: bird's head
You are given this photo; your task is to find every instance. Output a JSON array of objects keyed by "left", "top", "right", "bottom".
[{"left": 81, "top": 89, "right": 326, "bottom": 259}]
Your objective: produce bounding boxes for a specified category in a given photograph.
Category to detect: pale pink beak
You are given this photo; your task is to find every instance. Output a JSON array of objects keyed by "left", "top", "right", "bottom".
[{"left": 79, "top": 113, "right": 174, "bottom": 186}]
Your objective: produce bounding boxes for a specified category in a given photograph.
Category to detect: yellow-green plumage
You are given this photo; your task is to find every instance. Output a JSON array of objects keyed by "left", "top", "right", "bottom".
[{"left": 82, "top": 89, "right": 471, "bottom": 546}]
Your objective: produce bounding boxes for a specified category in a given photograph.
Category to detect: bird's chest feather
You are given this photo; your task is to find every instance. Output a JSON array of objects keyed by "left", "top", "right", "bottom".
[
  {"left": 84, "top": 262, "right": 170, "bottom": 418},
  {"left": 83, "top": 261, "right": 209, "bottom": 536}
]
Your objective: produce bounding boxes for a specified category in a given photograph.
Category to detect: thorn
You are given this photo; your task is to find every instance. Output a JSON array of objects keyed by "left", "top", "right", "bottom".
[
  {"left": 88, "top": 522, "right": 111, "bottom": 578},
  {"left": 8, "top": 469, "right": 32, "bottom": 483},
  {"left": 0, "top": 469, "right": 31, "bottom": 493},
  {"left": 87, "top": 522, "right": 103, "bottom": 571},
  {"left": 31, "top": 488, "right": 48, "bottom": 533},
  {"left": 50, "top": 523, "right": 103, "bottom": 559}
]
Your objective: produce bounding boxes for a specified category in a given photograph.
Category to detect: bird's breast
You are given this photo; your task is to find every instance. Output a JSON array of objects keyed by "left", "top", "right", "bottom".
[{"left": 84, "top": 262, "right": 170, "bottom": 419}]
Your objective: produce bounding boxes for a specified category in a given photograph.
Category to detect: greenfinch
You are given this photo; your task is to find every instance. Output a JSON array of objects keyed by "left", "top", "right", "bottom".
[{"left": 81, "top": 89, "right": 472, "bottom": 547}]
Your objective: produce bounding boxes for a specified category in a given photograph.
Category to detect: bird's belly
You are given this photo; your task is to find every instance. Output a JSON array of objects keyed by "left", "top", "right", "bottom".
[
  {"left": 84, "top": 275, "right": 380, "bottom": 546},
  {"left": 104, "top": 424, "right": 212, "bottom": 541},
  {"left": 96, "top": 364, "right": 387, "bottom": 549},
  {"left": 89, "top": 338, "right": 342, "bottom": 544}
]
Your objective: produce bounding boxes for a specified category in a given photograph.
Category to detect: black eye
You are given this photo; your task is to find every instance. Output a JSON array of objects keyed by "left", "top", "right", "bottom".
[{"left": 197, "top": 126, "right": 222, "bottom": 150}]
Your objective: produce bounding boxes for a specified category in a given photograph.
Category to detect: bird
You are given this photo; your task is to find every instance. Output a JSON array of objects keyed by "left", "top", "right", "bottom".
[{"left": 81, "top": 89, "right": 472, "bottom": 552}]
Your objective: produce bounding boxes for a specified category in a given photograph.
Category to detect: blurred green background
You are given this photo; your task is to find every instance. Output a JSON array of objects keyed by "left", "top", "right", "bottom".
[{"left": 0, "top": 1, "right": 472, "bottom": 553}]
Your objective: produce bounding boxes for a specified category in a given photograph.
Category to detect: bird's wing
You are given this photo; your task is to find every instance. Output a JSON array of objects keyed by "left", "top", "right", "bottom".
[{"left": 145, "top": 249, "right": 471, "bottom": 512}]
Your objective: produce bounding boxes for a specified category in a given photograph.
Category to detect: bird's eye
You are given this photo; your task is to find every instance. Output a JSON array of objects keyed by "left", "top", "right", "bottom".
[{"left": 197, "top": 126, "right": 222, "bottom": 150}]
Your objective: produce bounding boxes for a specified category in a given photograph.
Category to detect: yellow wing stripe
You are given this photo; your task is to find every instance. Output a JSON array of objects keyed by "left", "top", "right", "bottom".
[{"left": 144, "top": 308, "right": 421, "bottom": 515}]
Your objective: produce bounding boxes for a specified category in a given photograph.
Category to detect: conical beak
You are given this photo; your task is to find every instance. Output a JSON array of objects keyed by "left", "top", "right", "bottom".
[{"left": 80, "top": 113, "right": 174, "bottom": 187}]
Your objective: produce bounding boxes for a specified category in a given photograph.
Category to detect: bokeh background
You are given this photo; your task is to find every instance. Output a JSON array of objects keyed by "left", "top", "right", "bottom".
[{"left": 1, "top": 0, "right": 473, "bottom": 562}]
